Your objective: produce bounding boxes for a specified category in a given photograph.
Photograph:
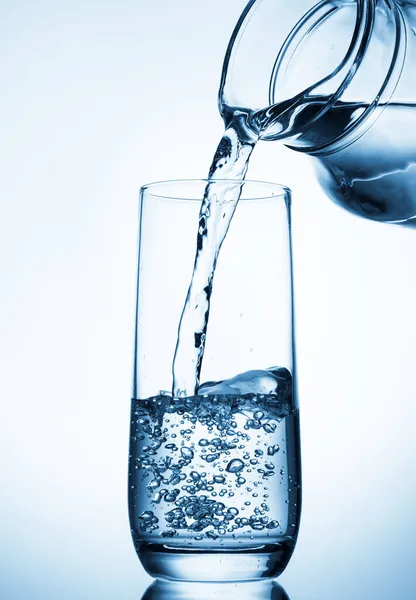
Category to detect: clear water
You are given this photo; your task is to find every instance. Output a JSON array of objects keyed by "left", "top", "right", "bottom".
[
  {"left": 171, "top": 100, "right": 296, "bottom": 397},
  {"left": 129, "top": 368, "right": 300, "bottom": 555},
  {"left": 172, "top": 97, "right": 416, "bottom": 398},
  {"left": 303, "top": 102, "right": 416, "bottom": 223},
  {"left": 223, "top": 97, "right": 416, "bottom": 223},
  {"left": 172, "top": 124, "right": 258, "bottom": 397}
]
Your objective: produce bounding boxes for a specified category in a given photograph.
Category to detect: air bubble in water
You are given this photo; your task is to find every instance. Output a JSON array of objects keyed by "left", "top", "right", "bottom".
[
  {"left": 226, "top": 459, "right": 244, "bottom": 473},
  {"left": 214, "top": 475, "right": 226, "bottom": 484},
  {"left": 267, "top": 444, "right": 280, "bottom": 456},
  {"left": 181, "top": 447, "right": 194, "bottom": 460},
  {"left": 130, "top": 387, "right": 298, "bottom": 546}
]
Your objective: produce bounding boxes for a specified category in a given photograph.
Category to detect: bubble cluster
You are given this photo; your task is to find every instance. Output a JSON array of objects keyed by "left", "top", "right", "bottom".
[{"left": 129, "top": 387, "right": 299, "bottom": 545}]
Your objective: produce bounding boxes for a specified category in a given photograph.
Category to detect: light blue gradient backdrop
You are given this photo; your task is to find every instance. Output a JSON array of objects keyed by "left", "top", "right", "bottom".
[{"left": 1, "top": 1, "right": 416, "bottom": 599}]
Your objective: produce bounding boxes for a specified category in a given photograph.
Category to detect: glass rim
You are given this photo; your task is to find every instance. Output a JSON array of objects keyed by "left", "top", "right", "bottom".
[{"left": 140, "top": 179, "right": 291, "bottom": 202}]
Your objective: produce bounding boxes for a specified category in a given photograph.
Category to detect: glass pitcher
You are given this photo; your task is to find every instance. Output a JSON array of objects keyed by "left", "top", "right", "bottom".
[{"left": 219, "top": 0, "right": 416, "bottom": 224}]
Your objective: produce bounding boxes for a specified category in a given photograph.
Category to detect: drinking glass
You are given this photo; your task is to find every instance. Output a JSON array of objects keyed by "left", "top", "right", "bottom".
[{"left": 128, "top": 179, "right": 301, "bottom": 582}]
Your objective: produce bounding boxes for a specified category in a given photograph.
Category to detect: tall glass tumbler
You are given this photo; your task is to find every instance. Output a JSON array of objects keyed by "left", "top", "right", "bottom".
[{"left": 129, "top": 180, "right": 301, "bottom": 582}]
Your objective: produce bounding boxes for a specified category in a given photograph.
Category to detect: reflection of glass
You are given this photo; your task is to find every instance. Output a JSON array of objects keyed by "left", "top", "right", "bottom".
[
  {"left": 141, "top": 579, "right": 290, "bottom": 600},
  {"left": 129, "top": 180, "right": 301, "bottom": 581}
]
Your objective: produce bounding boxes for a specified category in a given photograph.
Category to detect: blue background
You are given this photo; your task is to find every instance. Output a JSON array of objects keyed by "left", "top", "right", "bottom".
[{"left": 1, "top": 1, "right": 416, "bottom": 598}]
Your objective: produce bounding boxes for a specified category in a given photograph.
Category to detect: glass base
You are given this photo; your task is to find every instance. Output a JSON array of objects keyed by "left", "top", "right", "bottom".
[{"left": 138, "top": 541, "right": 294, "bottom": 582}]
